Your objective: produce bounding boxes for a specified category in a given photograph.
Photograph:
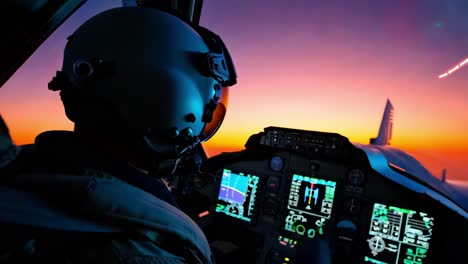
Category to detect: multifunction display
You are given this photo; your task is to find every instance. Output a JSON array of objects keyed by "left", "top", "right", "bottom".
[
  {"left": 364, "top": 203, "right": 435, "bottom": 264},
  {"left": 284, "top": 174, "right": 337, "bottom": 238},
  {"left": 215, "top": 169, "right": 260, "bottom": 222}
]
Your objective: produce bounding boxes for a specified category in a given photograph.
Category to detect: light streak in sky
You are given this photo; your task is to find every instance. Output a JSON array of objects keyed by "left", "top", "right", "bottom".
[{"left": 438, "top": 57, "right": 468, "bottom": 79}]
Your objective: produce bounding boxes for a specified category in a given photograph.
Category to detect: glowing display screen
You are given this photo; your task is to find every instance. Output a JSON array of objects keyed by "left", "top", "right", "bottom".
[
  {"left": 215, "top": 169, "right": 259, "bottom": 222},
  {"left": 284, "top": 174, "right": 336, "bottom": 238},
  {"left": 364, "top": 203, "right": 435, "bottom": 264}
]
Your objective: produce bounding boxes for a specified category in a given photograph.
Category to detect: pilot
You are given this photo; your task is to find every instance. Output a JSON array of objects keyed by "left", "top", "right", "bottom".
[{"left": 0, "top": 3, "right": 236, "bottom": 264}]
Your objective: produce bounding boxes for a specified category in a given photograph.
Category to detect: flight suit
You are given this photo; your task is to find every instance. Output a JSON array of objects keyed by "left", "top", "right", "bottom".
[{"left": 0, "top": 131, "right": 214, "bottom": 264}]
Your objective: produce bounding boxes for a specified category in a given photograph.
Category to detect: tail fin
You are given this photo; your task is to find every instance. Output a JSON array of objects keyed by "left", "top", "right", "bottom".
[
  {"left": 441, "top": 168, "right": 447, "bottom": 182},
  {"left": 370, "top": 99, "right": 394, "bottom": 145}
]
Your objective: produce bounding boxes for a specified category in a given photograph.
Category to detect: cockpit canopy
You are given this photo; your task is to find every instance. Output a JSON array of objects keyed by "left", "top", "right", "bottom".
[{"left": 0, "top": 0, "right": 204, "bottom": 89}]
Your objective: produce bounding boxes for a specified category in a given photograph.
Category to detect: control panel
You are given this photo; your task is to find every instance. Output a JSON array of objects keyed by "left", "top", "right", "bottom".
[
  {"left": 364, "top": 203, "right": 435, "bottom": 264},
  {"left": 197, "top": 127, "right": 461, "bottom": 264}
]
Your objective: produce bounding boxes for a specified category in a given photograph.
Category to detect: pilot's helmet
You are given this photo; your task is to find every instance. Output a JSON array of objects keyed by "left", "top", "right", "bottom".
[{"left": 48, "top": 6, "right": 237, "bottom": 155}]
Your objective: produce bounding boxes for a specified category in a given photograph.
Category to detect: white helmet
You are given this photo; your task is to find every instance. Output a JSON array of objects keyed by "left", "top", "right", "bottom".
[{"left": 49, "top": 6, "right": 236, "bottom": 156}]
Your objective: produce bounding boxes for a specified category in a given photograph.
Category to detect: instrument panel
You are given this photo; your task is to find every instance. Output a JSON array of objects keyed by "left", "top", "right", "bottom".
[
  {"left": 284, "top": 174, "right": 336, "bottom": 238},
  {"left": 195, "top": 127, "right": 466, "bottom": 264},
  {"left": 365, "top": 203, "right": 434, "bottom": 263},
  {"left": 216, "top": 169, "right": 259, "bottom": 222}
]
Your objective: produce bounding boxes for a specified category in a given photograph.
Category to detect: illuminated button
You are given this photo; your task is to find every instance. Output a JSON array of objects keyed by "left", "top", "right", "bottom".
[
  {"left": 307, "top": 228, "right": 316, "bottom": 238},
  {"left": 198, "top": 211, "right": 210, "bottom": 218},
  {"left": 296, "top": 224, "right": 306, "bottom": 235}
]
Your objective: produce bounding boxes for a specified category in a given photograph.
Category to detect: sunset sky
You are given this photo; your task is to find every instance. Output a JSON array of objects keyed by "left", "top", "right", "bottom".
[{"left": 0, "top": 0, "right": 467, "bottom": 181}]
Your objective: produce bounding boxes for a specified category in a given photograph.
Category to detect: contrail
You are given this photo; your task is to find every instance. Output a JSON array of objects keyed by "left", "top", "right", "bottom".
[{"left": 438, "top": 57, "right": 468, "bottom": 78}]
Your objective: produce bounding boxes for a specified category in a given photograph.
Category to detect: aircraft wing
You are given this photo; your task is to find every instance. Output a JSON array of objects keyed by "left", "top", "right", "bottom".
[
  {"left": 366, "top": 99, "right": 467, "bottom": 211},
  {"left": 356, "top": 143, "right": 468, "bottom": 213}
]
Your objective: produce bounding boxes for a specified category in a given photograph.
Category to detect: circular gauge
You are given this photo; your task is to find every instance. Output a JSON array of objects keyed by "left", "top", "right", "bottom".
[
  {"left": 225, "top": 203, "right": 244, "bottom": 217},
  {"left": 347, "top": 169, "right": 365, "bottom": 185},
  {"left": 368, "top": 236, "right": 385, "bottom": 255},
  {"left": 270, "top": 156, "right": 283, "bottom": 172}
]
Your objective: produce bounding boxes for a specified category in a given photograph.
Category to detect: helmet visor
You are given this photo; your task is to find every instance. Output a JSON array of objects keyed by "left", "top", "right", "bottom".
[{"left": 200, "top": 86, "right": 229, "bottom": 142}]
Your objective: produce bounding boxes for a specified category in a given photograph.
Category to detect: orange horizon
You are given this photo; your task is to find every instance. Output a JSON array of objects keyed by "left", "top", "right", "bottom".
[{"left": 5, "top": 121, "right": 467, "bottom": 182}]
